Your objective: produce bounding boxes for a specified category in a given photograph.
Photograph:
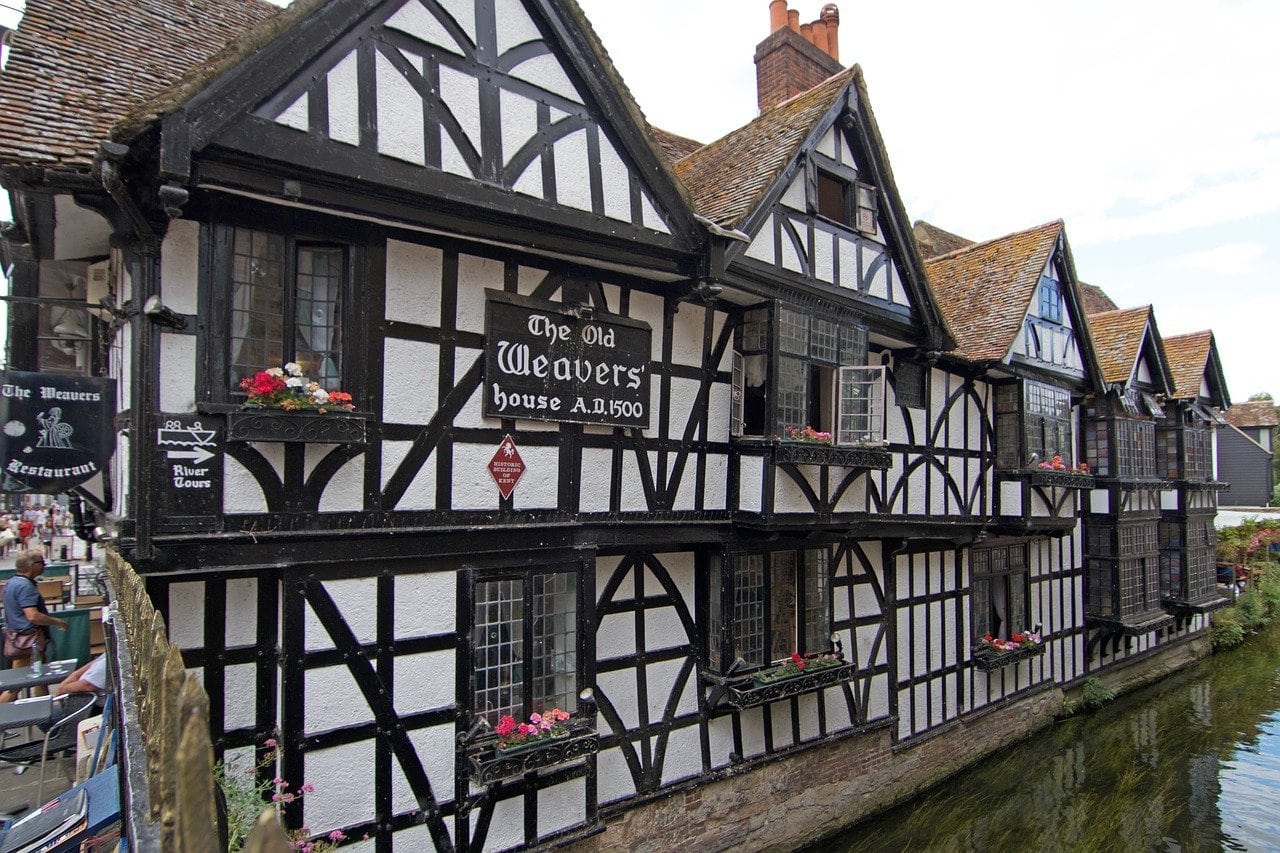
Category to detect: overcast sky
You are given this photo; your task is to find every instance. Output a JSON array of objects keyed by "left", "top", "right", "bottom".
[{"left": 3, "top": 0, "right": 1275, "bottom": 401}]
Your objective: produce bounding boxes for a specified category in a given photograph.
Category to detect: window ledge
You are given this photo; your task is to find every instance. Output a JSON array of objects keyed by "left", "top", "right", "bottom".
[
  {"left": 702, "top": 660, "right": 857, "bottom": 711},
  {"left": 1085, "top": 611, "right": 1176, "bottom": 635},
  {"left": 225, "top": 410, "right": 368, "bottom": 444},
  {"left": 1164, "top": 593, "right": 1233, "bottom": 615},
  {"left": 774, "top": 441, "right": 891, "bottom": 469},
  {"left": 1090, "top": 477, "right": 1175, "bottom": 490},
  {"left": 971, "top": 643, "right": 1044, "bottom": 672},
  {"left": 460, "top": 719, "right": 599, "bottom": 786},
  {"left": 998, "top": 469, "right": 1095, "bottom": 489}
]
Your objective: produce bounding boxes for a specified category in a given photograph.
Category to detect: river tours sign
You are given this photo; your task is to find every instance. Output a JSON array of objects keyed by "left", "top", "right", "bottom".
[
  {"left": 483, "top": 290, "right": 651, "bottom": 429},
  {"left": 0, "top": 370, "right": 116, "bottom": 493}
]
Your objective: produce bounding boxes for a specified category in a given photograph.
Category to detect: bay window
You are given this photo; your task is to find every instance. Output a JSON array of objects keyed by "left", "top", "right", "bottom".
[
  {"left": 1085, "top": 520, "right": 1161, "bottom": 620},
  {"left": 994, "top": 380, "right": 1073, "bottom": 470}
]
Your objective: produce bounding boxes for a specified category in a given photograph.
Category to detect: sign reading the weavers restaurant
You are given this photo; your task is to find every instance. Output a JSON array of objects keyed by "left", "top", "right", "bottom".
[
  {"left": 484, "top": 290, "right": 651, "bottom": 429},
  {"left": 0, "top": 371, "right": 116, "bottom": 493}
]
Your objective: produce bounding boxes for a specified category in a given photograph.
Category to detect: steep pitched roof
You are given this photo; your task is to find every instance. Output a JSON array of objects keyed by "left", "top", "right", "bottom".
[
  {"left": 923, "top": 220, "right": 1062, "bottom": 362},
  {"left": 0, "top": 0, "right": 276, "bottom": 169},
  {"left": 1225, "top": 400, "right": 1278, "bottom": 429},
  {"left": 650, "top": 127, "right": 704, "bottom": 164},
  {"left": 912, "top": 221, "right": 974, "bottom": 259},
  {"left": 1088, "top": 306, "right": 1156, "bottom": 386},
  {"left": 674, "top": 67, "right": 857, "bottom": 228},
  {"left": 1079, "top": 282, "right": 1118, "bottom": 314},
  {"left": 1162, "top": 331, "right": 1213, "bottom": 401}
]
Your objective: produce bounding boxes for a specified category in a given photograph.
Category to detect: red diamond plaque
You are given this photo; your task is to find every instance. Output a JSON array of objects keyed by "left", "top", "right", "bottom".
[{"left": 488, "top": 434, "right": 526, "bottom": 499}]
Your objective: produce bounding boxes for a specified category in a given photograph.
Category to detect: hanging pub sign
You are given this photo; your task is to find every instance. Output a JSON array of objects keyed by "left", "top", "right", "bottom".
[
  {"left": 483, "top": 290, "right": 651, "bottom": 429},
  {"left": 0, "top": 370, "right": 116, "bottom": 493}
]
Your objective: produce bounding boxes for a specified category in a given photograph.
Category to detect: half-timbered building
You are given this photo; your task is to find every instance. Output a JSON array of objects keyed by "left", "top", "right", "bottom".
[{"left": 0, "top": 0, "right": 1233, "bottom": 849}]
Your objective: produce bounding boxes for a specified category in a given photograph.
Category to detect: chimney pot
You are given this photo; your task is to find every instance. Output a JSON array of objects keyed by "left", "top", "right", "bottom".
[
  {"left": 811, "top": 19, "right": 828, "bottom": 52},
  {"left": 787, "top": 9, "right": 800, "bottom": 31},
  {"left": 769, "top": 0, "right": 788, "bottom": 32},
  {"left": 800, "top": 21, "right": 813, "bottom": 43},
  {"left": 821, "top": 3, "right": 840, "bottom": 62}
]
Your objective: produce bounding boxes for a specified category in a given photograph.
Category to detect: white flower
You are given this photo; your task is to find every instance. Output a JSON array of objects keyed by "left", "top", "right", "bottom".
[
  {"left": 307, "top": 382, "right": 320, "bottom": 392},
  {"left": 285, "top": 376, "right": 306, "bottom": 388},
  {"left": 311, "top": 389, "right": 330, "bottom": 404},
  {"left": 284, "top": 362, "right": 303, "bottom": 377},
  {"left": 265, "top": 368, "right": 285, "bottom": 378}
]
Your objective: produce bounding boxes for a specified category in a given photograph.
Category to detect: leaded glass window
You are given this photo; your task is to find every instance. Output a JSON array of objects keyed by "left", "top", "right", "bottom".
[
  {"left": 971, "top": 543, "right": 1030, "bottom": 642},
  {"left": 995, "top": 380, "right": 1073, "bottom": 470}
]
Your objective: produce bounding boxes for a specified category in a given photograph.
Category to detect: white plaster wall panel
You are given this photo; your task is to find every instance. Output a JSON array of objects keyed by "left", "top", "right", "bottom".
[
  {"left": 837, "top": 236, "right": 858, "bottom": 291},
  {"left": 660, "top": 725, "right": 701, "bottom": 786},
  {"left": 885, "top": 401, "right": 909, "bottom": 444},
  {"left": 481, "top": 798, "right": 523, "bottom": 852},
  {"left": 999, "top": 481, "right": 1023, "bottom": 518},
  {"left": 222, "top": 663, "right": 258, "bottom": 730},
  {"left": 619, "top": 451, "right": 657, "bottom": 512},
  {"left": 672, "top": 459, "right": 698, "bottom": 512},
  {"left": 435, "top": 0, "right": 476, "bottom": 42},
  {"left": 746, "top": 225, "right": 775, "bottom": 263},
  {"left": 838, "top": 134, "right": 855, "bottom": 165},
  {"left": 511, "top": 444, "right": 559, "bottom": 510},
  {"left": 439, "top": 64, "right": 482, "bottom": 176},
  {"left": 796, "top": 691, "right": 821, "bottom": 741},
  {"left": 597, "top": 136, "right": 632, "bottom": 223},
  {"left": 817, "top": 127, "right": 837, "bottom": 158},
  {"left": 512, "top": 152, "right": 544, "bottom": 197},
  {"left": 667, "top": 376, "right": 701, "bottom": 438},
  {"left": 317, "top": 454, "right": 365, "bottom": 513},
  {"left": 868, "top": 672, "right": 890, "bottom": 720},
  {"left": 865, "top": 247, "right": 888, "bottom": 300},
  {"left": 393, "top": 650, "right": 454, "bottom": 715},
  {"left": 1160, "top": 489, "right": 1178, "bottom": 510},
  {"left": 774, "top": 468, "right": 812, "bottom": 514},
  {"left": 223, "top": 455, "right": 268, "bottom": 514},
  {"left": 494, "top": 0, "right": 543, "bottom": 54},
  {"left": 1090, "top": 489, "right": 1110, "bottom": 513},
  {"left": 500, "top": 88, "right": 540, "bottom": 191},
  {"left": 386, "top": 0, "right": 463, "bottom": 53},
  {"left": 597, "top": 556, "right": 632, "bottom": 599},
  {"left": 626, "top": 290, "right": 664, "bottom": 360},
  {"left": 452, "top": 442, "right": 499, "bottom": 510},
  {"left": 644, "top": 605, "right": 688, "bottom": 655},
  {"left": 597, "top": 612, "right": 636, "bottom": 659},
  {"left": 832, "top": 587, "right": 851, "bottom": 624},
  {"left": 703, "top": 452, "right": 729, "bottom": 511},
  {"left": 395, "top": 572, "right": 455, "bottom": 637},
  {"left": 894, "top": 606, "right": 910, "bottom": 675},
  {"left": 160, "top": 219, "right": 199, "bottom": 313},
  {"left": 833, "top": 473, "right": 867, "bottom": 514},
  {"left": 304, "top": 744, "right": 376, "bottom": 831},
  {"left": 661, "top": 552, "right": 696, "bottom": 611},
  {"left": 327, "top": 51, "right": 361, "bottom": 147},
  {"left": 381, "top": 440, "right": 436, "bottom": 511},
  {"left": 645, "top": 659, "right": 695, "bottom": 722},
  {"left": 855, "top": 625, "right": 880, "bottom": 668},
  {"left": 911, "top": 605, "right": 928, "bottom": 674},
  {"left": 912, "top": 684, "right": 928, "bottom": 733},
  {"left": 383, "top": 338, "right": 440, "bottom": 423},
  {"left": 671, "top": 306, "right": 704, "bottom": 368},
  {"left": 929, "top": 465, "right": 948, "bottom": 515},
  {"left": 158, "top": 334, "right": 197, "bottom": 412},
  {"left": 639, "top": 192, "right": 670, "bottom": 234},
  {"left": 1029, "top": 489, "right": 1050, "bottom": 518},
  {"left": 823, "top": 685, "right": 853, "bottom": 731},
  {"left": 168, "top": 582, "right": 205, "bottom": 650},
  {"left": 907, "top": 463, "right": 928, "bottom": 515},
  {"left": 304, "top": 665, "right": 369, "bottom": 734},
  {"left": 595, "top": 669, "right": 639, "bottom": 729},
  {"left": 739, "top": 454, "right": 763, "bottom": 512},
  {"left": 769, "top": 700, "right": 793, "bottom": 746},
  {"left": 813, "top": 231, "right": 835, "bottom": 284},
  {"left": 780, "top": 175, "right": 805, "bottom": 210},
  {"left": 308, "top": 578, "right": 378, "bottom": 650},
  {"left": 539, "top": 778, "right": 588, "bottom": 837},
  {"left": 509, "top": 54, "right": 582, "bottom": 103},
  {"left": 596, "top": 746, "right": 637, "bottom": 805},
  {"left": 376, "top": 50, "right": 427, "bottom": 165},
  {"left": 389, "top": 725, "right": 455, "bottom": 815},
  {"left": 907, "top": 405, "right": 927, "bottom": 446},
  {"left": 452, "top": 349, "right": 487, "bottom": 428},
  {"left": 386, "top": 240, "right": 443, "bottom": 325},
  {"left": 578, "top": 448, "right": 612, "bottom": 511},
  {"left": 970, "top": 671, "right": 988, "bottom": 709},
  {"left": 225, "top": 578, "right": 259, "bottom": 647},
  {"left": 554, "top": 128, "right": 593, "bottom": 213},
  {"left": 780, "top": 225, "right": 804, "bottom": 274},
  {"left": 456, "top": 254, "right": 502, "bottom": 333},
  {"left": 738, "top": 706, "right": 767, "bottom": 758},
  {"left": 930, "top": 677, "right": 945, "bottom": 726},
  {"left": 852, "top": 578, "right": 880, "bottom": 620},
  {"left": 892, "top": 262, "right": 911, "bottom": 307}
]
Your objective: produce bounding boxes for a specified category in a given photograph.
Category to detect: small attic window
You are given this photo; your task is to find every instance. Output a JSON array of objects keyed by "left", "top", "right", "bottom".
[{"left": 815, "top": 171, "right": 878, "bottom": 236}]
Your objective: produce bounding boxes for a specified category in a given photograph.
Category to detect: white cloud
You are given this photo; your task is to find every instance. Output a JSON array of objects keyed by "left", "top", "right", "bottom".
[{"left": 1167, "top": 242, "right": 1266, "bottom": 276}]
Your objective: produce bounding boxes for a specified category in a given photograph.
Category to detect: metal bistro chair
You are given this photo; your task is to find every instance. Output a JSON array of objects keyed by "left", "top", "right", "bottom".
[{"left": 0, "top": 693, "right": 99, "bottom": 803}]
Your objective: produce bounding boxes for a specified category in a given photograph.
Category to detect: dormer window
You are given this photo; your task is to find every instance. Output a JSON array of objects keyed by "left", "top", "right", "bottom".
[
  {"left": 814, "top": 170, "right": 878, "bottom": 236},
  {"left": 1038, "top": 275, "right": 1063, "bottom": 324}
]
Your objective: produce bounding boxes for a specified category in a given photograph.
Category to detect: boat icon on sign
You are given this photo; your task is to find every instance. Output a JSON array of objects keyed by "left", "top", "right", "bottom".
[{"left": 157, "top": 420, "right": 218, "bottom": 465}]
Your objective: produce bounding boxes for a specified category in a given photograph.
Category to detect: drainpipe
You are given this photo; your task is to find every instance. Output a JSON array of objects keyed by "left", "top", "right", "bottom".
[{"left": 96, "top": 141, "right": 160, "bottom": 565}]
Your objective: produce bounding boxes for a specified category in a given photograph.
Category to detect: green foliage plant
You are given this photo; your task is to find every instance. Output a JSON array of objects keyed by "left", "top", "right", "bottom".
[{"left": 1081, "top": 676, "right": 1116, "bottom": 711}]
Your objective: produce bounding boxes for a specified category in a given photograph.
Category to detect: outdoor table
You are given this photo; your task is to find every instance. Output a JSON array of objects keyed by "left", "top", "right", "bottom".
[
  {"left": 0, "top": 660, "right": 78, "bottom": 697},
  {"left": 0, "top": 697, "right": 54, "bottom": 734}
]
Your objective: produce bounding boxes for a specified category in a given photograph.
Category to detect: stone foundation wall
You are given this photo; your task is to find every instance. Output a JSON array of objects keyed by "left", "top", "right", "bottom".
[
  {"left": 573, "top": 688, "right": 1062, "bottom": 853},
  {"left": 1084, "top": 633, "right": 1212, "bottom": 698}
]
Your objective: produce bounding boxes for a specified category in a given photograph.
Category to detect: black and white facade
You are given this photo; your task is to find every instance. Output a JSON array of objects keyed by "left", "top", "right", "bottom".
[{"left": 0, "top": 0, "right": 1230, "bottom": 849}]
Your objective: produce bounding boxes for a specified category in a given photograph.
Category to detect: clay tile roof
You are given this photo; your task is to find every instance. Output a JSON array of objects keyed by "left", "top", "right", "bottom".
[
  {"left": 0, "top": 0, "right": 277, "bottom": 170},
  {"left": 675, "top": 67, "right": 857, "bottom": 228},
  {"left": 1087, "top": 306, "right": 1152, "bottom": 385},
  {"left": 1225, "top": 400, "right": 1279, "bottom": 429},
  {"left": 1162, "top": 331, "right": 1213, "bottom": 400},
  {"left": 650, "top": 127, "right": 704, "bottom": 165},
  {"left": 1079, "top": 282, "right": 1118, "bottom": 314},
  {"left": 912, "top": 221, "right": 974, "bottom": 259},
  {"left": 921, "top": 220, "right": 1062, "bottom": 362}
]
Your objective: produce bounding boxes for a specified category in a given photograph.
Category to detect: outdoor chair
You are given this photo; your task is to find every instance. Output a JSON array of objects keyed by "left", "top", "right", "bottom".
[
  {"left": 0, "top": 693, "right": 98, "bottom": 803},
  {"left": 37, "top": 579, "right": 66, "bottom": 610}
]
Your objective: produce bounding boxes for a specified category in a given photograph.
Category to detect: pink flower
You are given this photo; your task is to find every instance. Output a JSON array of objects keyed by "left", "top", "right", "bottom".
[
  {"left": 530, "top": 713, "right": 543, "bottom": 726},
  {"left": 328, "top": 830, "right": 347, "bottom": 842},
  {"left": 263, "top": 738, "right": 278, "bottom": 748},
  {"left": 495, "top": 715, "right": 517, "bottom": 737},
  {"left": 299, "top": 783, "right": 315, "bottom": 794}
]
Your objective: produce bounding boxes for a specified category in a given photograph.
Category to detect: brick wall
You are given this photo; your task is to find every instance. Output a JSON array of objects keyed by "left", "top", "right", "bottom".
[{"left": 754, "top": 27, "right": 843, "bottom": 112}]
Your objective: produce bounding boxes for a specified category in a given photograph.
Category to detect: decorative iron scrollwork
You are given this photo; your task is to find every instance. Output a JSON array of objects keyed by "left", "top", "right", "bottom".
[
  {"left": 971, "top": 642, "right": 1045, "bottom": 672},
  {"left": 701, "top": 661, "right": 857, "bottom": 711},
  {"left": 225, "top": 411, "right": 367, "bottom": 445},
  {"left": 462, "top": 720, "right": 599, "bottom": 786},
  {"left": 774, "top": 443, "right": 891, "bottom": 469}
]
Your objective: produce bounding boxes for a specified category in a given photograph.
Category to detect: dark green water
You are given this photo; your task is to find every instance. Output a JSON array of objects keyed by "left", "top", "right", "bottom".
[{"left": 813, "top": 627, "right": 1280, "bottom": 852}]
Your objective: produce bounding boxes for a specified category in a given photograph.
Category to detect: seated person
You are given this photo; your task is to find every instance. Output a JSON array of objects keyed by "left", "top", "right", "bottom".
[{"left": 54, "top": 655, "right": 107, "bottom": 698}]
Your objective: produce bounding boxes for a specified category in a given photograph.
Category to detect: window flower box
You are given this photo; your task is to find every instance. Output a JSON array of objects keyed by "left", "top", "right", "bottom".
[
  {"left": 703, "top": 657, "right": 856, "bottom": 711},
  {"left": 462, "top": 718, "right": 598, "bottom": 785},
  {"left": 1024, "top": 469, "right": 1094, "bottom": 489},
  {"left": 971, "top": 633, "right": 1045, "bottom": 671},
  {"left": 225, "top": 410, "right": 367, "bottom": 444},
  {"left": 774, "top": 441, "right": 891, "bottom": 469}
]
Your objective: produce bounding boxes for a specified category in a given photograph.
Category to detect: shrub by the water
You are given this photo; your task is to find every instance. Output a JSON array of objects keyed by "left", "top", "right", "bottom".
[
  {"left": 1081, "top": 676, "right": 1117, "bottom": 710},
  {"left": 1212, "top": 609, "right": 1246, "bottom": 650}
]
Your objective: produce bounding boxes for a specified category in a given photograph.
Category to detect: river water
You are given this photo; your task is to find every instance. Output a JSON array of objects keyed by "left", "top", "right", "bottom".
[{"left": 813, "top": 626, "right": 1280, "bottom": 851}]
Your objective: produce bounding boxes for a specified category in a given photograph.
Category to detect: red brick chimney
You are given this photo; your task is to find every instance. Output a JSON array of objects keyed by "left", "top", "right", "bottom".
[{"left": 755, "top": 2, "right": 844, "bottom": 112}]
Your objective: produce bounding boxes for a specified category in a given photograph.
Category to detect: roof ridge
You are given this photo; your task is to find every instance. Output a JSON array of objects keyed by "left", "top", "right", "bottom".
[{"left": 924, "top": 219, "right": 1062, "bottom": 265}]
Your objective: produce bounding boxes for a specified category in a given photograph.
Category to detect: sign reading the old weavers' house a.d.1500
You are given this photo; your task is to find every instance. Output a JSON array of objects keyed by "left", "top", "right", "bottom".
[
  {"left": 484, "top": 290, "right": 651, "bottom": 428},
  {"left": 0, "top": 371, "right": 116, "bottom": 493}
]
